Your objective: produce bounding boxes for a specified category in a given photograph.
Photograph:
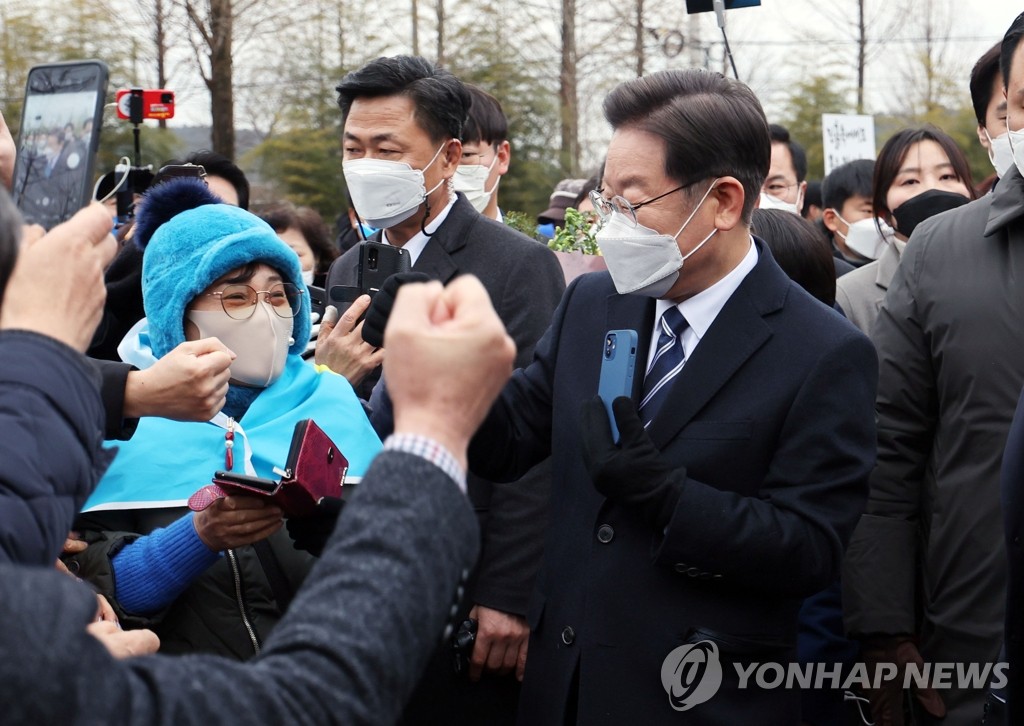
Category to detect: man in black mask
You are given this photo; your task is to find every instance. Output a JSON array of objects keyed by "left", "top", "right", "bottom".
[{"left": 843, "top": 14, "right": 1024, "bottom": 724}]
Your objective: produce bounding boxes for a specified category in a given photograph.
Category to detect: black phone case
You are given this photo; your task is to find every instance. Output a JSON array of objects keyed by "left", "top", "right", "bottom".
[
  {"left": 13, "top": 60, "right": 109, "bottom": 229},
  {"left": 358, "top": 242, "right": 411, "bottom": 295}
]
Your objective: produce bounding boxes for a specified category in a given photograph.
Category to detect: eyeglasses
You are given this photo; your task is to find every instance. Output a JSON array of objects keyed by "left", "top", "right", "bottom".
[
  {"left": 205, "top": 283, "right": 305, "bottom": 320},
  {"left": 762, "top": 180, "right": 799, "bottom": 198},
  {"left": 589, "top": 182, "right": 690, "bottom": 228}
]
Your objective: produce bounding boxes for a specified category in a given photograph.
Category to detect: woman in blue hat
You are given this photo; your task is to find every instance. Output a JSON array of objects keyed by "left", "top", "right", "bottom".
[{"left": 68, "top": 178, "right": 382, "bottom": 660}]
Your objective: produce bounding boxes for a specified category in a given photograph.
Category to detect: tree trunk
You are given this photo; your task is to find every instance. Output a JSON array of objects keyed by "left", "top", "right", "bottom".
[
  {"left": 411, "top": 0, "right": 419, "bottom": 56},
  {"left": 856, "top": 0, "right": 865, "bottom": 114},
  {"left": 559, "top": 0, "right": 578, "bottom": 175},
  {"left": 208, "top": 0, "right": 234, "bottom": 159},
  {"left": 155, "top": 0, "right": 168, "bottom": 129},
  {"left": 634, "top": 0, "right": 644, "bottom": 77},
  {"left": 436, "top": 0, "right": 445, "bottom": 65}
]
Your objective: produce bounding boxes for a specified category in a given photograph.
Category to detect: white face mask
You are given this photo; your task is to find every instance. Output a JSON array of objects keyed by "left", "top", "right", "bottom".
[
  {"left": 300, "top": 268, "right": 315, "bottom": 286},
  {"left": 343, "top": 143, "right": 448, "bottom": 228},
  {"left": 453, "top": 155, "right": 500, "bottom": 213},
  {"left": 187, "top": 302, "right": 293, "bottom": 388},
  {"left": 759, "top": 190, "right": 802, "bottom": 216},
  {"left": 985, "top": 128, "right": 1014, "bottom": 178},
  {"left": 1005, "top": 119, "right": 1024, "bottom": 180},
  {"left": 833, "top": 213, "right": 894, "bottom": 261},
  {"left": 595, "top": 180, "right": 719, "bottom": 298}
]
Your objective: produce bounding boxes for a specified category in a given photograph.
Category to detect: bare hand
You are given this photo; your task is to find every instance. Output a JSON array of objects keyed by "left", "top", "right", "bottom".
[
  {"left": 55, "top": 533, "right": 88, "bottom": 577},
  {"left": 124, "top": 338, "right": 235, "bottom": 420},
  {"left": 0, "top": 109, "right": 14, "bottom": 191},
  {"left": 87, "top": 621, "right": 160, "bottom": 659},
  {"left": 0, "top": 203, "right": 116, "bottom": 351},
  {"left": 193, "top": 496, "right": 283, "bottom": 551},
  {"left": 95, "top": 594, "right": 118, "bottom": 623},
  {"left": 385, "top": 276, "right": 516, "bottom": 468},
  {"left": 314, "top": 298, "right": 384, "bottom": 386},
  {"left": 468, "top": 604, "right": 530, "bottom": 682}
]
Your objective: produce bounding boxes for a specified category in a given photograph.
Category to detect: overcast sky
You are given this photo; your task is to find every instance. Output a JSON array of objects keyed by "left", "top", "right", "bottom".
[{"left": 159, "top": 0, "right": 1020, "bottom": 160}]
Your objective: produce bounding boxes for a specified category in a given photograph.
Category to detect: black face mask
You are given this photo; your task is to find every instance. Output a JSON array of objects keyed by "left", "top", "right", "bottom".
[{"left": 890, "top": 189, "right": 970, "bottom": 239}]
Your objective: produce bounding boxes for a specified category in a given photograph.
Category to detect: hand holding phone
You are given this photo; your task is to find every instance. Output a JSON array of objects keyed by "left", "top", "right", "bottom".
[{"left": 597, "top": 330, "right": 638, "bottom": 443}]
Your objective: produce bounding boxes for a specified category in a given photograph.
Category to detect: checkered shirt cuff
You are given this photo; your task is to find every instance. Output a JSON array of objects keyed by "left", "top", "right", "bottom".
[{"left": 383, "top": 434, "right": 467, "bottom": 494}]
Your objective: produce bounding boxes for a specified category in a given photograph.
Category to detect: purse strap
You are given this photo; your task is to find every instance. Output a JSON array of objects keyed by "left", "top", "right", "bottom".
[{"left": 253, "top": 539, "right": 295, "bottom": 613}]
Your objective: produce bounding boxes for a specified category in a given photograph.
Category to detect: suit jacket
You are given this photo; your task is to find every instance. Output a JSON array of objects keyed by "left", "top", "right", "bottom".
[
  {"left": 843, "top": 166, "right": 1024, "bottom": 724},
  {"left": 834, "top": 239, "right": 902, "bottom": 336},
  {"left": 470, "top": 240, "right": 878, "bottom": 725},
  {"left": 326, "top": 193, "right": 565, "bottom": 617},
  {"left": 0, "top": 450, "right": 479, "bottom": 725}
]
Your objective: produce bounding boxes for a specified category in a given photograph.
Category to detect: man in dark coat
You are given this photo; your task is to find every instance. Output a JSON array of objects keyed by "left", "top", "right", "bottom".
[
  {"left": 318, "top": 56, "right": 565, "bottom": 725},
  {"left": 843, "top": 15, "right": 1024, "bottom": 724},
  {"left": 467, "top": 68, "right": 877, "bottom": 725}
]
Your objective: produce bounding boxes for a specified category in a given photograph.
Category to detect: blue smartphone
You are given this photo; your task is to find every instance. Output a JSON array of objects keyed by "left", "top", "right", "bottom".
[{"left": 598, "top": 329, "right": 638, "bottom": 443}]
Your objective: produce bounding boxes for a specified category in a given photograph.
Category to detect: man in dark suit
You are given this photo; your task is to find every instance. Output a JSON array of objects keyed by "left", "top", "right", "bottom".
[
  {"left": 318, "top": 56, "right": 565, "bottom": 725},
  {"left": 468, "top": 68, "right": 878, "bottom": 724}
]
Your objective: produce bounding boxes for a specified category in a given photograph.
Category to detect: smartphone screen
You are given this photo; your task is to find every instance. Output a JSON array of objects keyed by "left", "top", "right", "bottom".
[
  {"left": 12, "top": 60, "right": 109, "bottom": 229},
  {"left": 598, "top": 329, "right": 638, "bottom": 444}
]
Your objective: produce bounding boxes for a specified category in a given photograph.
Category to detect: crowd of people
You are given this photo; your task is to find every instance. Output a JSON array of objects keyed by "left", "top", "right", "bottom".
[{"left": 0, "top": 9, "right": 1023, "bottom": 726}]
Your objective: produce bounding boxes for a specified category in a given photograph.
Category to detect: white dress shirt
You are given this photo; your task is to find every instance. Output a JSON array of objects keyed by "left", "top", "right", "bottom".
[
  {"left": 381, "top": 194, "right": 457, "bottom": 266},
  {"left": 644, "top": 237, "right": 758, "bottom": 375}
]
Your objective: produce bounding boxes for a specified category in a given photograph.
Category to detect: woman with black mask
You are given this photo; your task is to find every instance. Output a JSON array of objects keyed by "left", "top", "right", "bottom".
[{"left": 835, "top": 126, "right": 975, "bottom": 336}]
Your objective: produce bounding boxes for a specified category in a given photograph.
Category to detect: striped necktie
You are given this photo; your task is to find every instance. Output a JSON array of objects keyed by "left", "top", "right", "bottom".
[{"left": 639, "top": 306, "right": 689, "bottom": 427}]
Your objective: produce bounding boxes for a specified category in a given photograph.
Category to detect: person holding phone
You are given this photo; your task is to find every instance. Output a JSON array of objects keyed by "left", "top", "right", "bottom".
[
  {"left": 319, "top": 56, "right": 565, "bottom": 726},
  {"left": 459, "top": 68, "right": 877, "bottom": 724},
  {"left": 66, "top": 177, "right": 382, "bottom": 661}
]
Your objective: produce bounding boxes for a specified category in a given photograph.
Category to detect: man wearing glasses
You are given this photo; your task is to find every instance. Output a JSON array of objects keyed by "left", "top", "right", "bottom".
[
  {"left": 760, "top": 123, "right": 809, "bottom": 215},
  {"left": 467, "top": 69, "right": 877, "bottom": 724}
]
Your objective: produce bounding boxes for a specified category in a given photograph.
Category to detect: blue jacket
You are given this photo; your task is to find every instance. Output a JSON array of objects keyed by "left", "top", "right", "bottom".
[{"left": 0, "top": 331, "right": 111, "bottom": 566}]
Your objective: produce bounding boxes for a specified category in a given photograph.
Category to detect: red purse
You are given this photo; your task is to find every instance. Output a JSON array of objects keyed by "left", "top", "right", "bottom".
[{"left": 188, "top": 419, "right": 348, "bottom": 518}]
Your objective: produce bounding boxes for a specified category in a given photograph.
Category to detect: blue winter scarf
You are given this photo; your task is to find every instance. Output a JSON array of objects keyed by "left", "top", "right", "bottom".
[{"left": 83, "top": 354, "right": 382, "bottom": 512}]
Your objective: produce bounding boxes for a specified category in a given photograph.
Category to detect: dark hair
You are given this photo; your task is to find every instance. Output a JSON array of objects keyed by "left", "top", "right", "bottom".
[
  {"left": 822, "top": 159, "right": 874, "bottom": 211},
  {"left": 336, "top": 55, "right": 471, "bottom": 143},
  {"left": 463, "top": 85, "right": 508, "bottom": 146},
  {"left": 872, "top": 126, "right": 977, "bottom": 224},
  {"left": 258, "top": 202, "right": 339, "bottom": 274},
  {"left": 971, "top": 43, "right": 1003, "bottom": 126},
  {"left": 165, "top": 150, "right": 251, "bottom": 210},
  {"left": 1002, "top": 12, "right": 1024, "bottom": 90},
  {"left": 0, "top": 187, "right": 22, "bottom": 297},
  {"left": 602, "top": 68, "right": 770, "bottom": 224},
  {"left": 751, "top": 208, "right": 836, "bottom": 306},
  {"left": 769, "top": 124, "right": 808, "bottom": 183},
  {"left": 802, "top": 179, "right": 822, "bottom": 216},
  {"left": 574, "top": 162, "right": 605, "bottom": 208}
]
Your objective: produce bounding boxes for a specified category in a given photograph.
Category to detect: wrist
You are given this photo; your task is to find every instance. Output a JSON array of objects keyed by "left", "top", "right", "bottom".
[
  {"left": 122, "top": 369, "right": 150, "bottom": 419},
  {"left": 385, "top": 431, "right": 468, "bottom": 492},
  {"left": 393, "top": 413, "right": 470, "bottom": 471}
]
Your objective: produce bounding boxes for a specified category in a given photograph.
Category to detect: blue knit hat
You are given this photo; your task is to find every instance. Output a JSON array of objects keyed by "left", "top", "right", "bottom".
[{"left": 136, "top": 177, "right": 310, "bottom": 359}]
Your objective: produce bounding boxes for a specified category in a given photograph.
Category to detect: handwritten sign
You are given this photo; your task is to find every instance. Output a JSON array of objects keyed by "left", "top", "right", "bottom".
[{"left": 822, "top": 114, "right": 876, "bottom": 175}]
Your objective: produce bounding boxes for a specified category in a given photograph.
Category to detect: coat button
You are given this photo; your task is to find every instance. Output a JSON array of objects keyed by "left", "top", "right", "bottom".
[
  {"left": 674, "top": 563, "right": 688, "bottom": 573},
  {"left": 66, "top": 559, "right": 80, "bottom": 574},
  {"left": 561, "top": 626, "right": 576, "bottom": 645},
  {"left": 597, "top": 524, "right": 614, "bottom": 543},
  {"left": 686, "top": 567, "right": 701, "bottom": 578}
]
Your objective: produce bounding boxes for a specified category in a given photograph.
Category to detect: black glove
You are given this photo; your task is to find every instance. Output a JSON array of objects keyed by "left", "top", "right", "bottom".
[
  {"left": 286, "top": 496, "right": 345, "bottom": 557},
  {"left": 579, "top": 395, "right": 683, "bottom": 530},
  {"left": 362, "top": 271, "right": 432, "bottom": 348}
]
